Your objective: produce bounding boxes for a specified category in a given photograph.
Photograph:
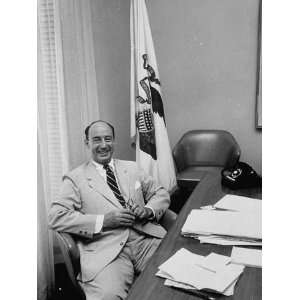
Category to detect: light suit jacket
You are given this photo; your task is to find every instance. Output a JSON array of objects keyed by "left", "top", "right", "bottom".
[{"left": 48, "top": 159, "right": 170, "bottom": 282}]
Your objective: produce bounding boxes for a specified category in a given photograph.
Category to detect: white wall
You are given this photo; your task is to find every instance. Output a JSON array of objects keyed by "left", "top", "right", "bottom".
[
  {"left": 147, "top": 0, "right": 262, "bottom": 173},
  {"left": 91, "top": 0, "right": 135, "bottom": 161},
  {"left": 90, "top": 0, "right": 262, "bottom": 173}
]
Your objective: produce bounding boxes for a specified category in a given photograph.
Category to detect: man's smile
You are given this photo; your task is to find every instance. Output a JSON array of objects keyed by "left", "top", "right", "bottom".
[{"left": 96, "top": 150, "right": 110, "bottom": 155}]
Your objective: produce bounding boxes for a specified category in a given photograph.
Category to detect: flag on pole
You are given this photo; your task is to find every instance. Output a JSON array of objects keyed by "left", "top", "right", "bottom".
[{"left": 130, "top": 0, "right": 177, "bottom": 193}]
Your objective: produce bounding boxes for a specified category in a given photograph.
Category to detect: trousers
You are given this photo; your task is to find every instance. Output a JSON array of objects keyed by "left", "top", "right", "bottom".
[{"left": 79, "top": 229, "right": 161, "bottom": 300}]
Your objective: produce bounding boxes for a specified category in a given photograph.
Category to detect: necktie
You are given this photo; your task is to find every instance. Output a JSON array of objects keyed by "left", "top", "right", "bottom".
[{"left": 103, "top": 164, "right": 126, "bottom": 208}]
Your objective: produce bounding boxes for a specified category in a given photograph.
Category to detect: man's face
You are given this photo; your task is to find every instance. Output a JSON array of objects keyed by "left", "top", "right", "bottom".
[{"left": 86, "top": 122, "right": 115, "bottom": 165}]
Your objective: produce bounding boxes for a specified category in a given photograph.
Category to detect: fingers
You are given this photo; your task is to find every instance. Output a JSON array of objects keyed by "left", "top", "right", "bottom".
[
  {"left": 118, "top": 210, "right": 136, "bottom": 219},
  {"left": 103, "top": 210, "right": 136, "bottom": 230},
  {"left": 117, "top": 213, "right": 136, "bottom": 227},
  {"left": 133, "top": 206, "right": 145, "bottom": 218},
  {"left": 117, "top": 211, "right": 136, "bottom": 224},
  {"left": 118, "top": 218, "right": 135, "bottom": 227},
  {"left": 139, "top": 210, "right": 147, "bottom": 219},
  {"left": 109, "top": 207, "right": 148, "bottom": 229},
  {"left": 129, "top": 203, "right": 139, "bottom": 213},
  {"left": 129, "top": 204, "right": 147, "bottom": 219}
]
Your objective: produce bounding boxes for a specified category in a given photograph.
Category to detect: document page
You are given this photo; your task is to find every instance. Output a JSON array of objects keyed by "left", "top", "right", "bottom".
[
  {"left": 214, "top": 195, "right": 261, "bottom": 214},
  {"left": 231, "top": 247, "right": 262, "bottom": 268},
  {"left": 198, "top": 253, "right": 231, "bottom": 272}
]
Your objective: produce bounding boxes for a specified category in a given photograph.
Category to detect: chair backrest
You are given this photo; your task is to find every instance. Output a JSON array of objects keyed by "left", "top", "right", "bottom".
[
  {"left": 55, "top": 232, "right": 86, "bottom": 300},
  {"left": 173, "top": 130, "right": 241, "bottom": 172}
]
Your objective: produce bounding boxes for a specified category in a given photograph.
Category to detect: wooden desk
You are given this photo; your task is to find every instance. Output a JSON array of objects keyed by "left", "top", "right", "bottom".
[{"left": 127, "top": 172, "right": 262, "bottom": 300}]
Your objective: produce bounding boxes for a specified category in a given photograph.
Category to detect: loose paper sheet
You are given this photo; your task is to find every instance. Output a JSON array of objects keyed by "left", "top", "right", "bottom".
[
  {"left": 214, "top": 195, "right": 261, "bottom": 214},
  {"left": 198, "top": 253, "right": 231, "bottom": 272},
  {"left": 231, "top": 247, "right": 262, "bottom": 268}
]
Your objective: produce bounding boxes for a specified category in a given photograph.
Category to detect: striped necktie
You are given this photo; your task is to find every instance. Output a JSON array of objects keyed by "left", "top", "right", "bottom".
[{"left": 103, "top": 164, "right": 126, "bottom": 208}]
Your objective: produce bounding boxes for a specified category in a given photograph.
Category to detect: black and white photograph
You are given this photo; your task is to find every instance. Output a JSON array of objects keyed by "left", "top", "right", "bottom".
[
  {"left": 37, "top": 1, "right": 263, "bottom": 299},
  {"left": 17, "top": 0, "right": 298, "bottom": 300}
]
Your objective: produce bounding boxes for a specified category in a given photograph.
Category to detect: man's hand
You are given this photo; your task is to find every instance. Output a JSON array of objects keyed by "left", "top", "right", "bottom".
[
  {"left": 130, "top": 204, "right": 153, "bottom": 221},
  {"left": 103, "top": 209, "right": 136, "bottom": 230}
]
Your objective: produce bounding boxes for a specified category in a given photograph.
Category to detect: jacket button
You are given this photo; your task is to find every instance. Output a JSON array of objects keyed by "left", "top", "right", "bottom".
[{"left": 120, "top": 242, "right": 124, "bottom": 246}]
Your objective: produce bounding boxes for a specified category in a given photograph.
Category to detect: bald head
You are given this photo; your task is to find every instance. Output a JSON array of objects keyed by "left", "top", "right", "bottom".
[{"left": 85, "top": 120, "right": 115, "bottom": 141}]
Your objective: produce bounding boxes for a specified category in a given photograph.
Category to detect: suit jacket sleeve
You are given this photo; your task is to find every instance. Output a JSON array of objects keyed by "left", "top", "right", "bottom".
[
  {"left": 48, "top": 175, "right": 97, "bottom": 239},
  {"left": 139, "top": 169, "right": 170, "bottom": 222}
]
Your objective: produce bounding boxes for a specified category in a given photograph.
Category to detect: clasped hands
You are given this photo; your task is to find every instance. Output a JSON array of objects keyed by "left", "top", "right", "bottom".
[{"left": 103, "top": 203, "right": 153, "bottom": 230}]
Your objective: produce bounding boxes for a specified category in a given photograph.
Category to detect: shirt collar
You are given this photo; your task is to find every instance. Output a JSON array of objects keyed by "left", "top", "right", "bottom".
[{"left": 91, "top": 159, "right": 115, "bottom": 171}]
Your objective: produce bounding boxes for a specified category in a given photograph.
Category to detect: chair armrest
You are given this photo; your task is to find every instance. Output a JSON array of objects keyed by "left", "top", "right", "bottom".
[
  {"left": 55, "top": 232, "right": 86, "bottom": 299},
  {"left": 159, "top": 209, "right": 177, "bottom": 231},
  {"left": 55, "top": 232, "right": 80, "bottom": 281}
]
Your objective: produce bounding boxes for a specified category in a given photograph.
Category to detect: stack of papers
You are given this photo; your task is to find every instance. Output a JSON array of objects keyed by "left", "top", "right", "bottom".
[
  {"left": 231, "top": 247, "right": 262, "bottom": 268},
  {"left": 156, "top": 248, "right": 245, "bottom": 297},
  {"left": 182, "top": 195, "right": 262, "bottom": 246}
]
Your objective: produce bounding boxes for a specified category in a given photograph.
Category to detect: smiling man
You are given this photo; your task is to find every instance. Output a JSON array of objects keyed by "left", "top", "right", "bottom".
[
  {"left": 49, "top": 120, "right": 170, "bottom": 300},
  {"left": 87, "top": 120, "right": 115, "bottom": 165}
]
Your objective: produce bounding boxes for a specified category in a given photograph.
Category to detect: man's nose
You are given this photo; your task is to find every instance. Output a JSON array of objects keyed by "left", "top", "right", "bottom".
[{"left": 99, "top": 140, "right": 108, "bottom": 148}]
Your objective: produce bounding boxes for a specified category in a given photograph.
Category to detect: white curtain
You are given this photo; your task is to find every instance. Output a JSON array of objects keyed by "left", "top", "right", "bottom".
[
  {"left": 37, "top": 139, "right": 56, "bottom": 300},
  {"left": 38, "top": 0, "right": 69, "bottom": 299},
  {"left": 56, "top": 0, "right": 100, "bottom": 168},
  {"left": 37, "top": 0, "right": 99, "bottom": 299}
]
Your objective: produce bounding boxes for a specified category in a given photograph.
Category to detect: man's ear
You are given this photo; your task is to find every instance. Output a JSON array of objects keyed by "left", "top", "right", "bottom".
[{"left": 84, "top": 139, "right": 89, "bottom": 147}]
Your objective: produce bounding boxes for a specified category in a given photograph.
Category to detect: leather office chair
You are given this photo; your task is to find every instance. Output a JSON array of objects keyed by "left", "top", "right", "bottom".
[
  {"left": 55, "top": 209, "right": 177, "bottom": 300},
  {"left": 173, "top": 130, "right": 241, "bottom": 189}
]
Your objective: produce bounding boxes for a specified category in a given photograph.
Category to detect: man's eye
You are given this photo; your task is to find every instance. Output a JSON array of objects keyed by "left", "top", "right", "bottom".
[{"left": 105, "top": 137, "right": 112, "bottom": 142}]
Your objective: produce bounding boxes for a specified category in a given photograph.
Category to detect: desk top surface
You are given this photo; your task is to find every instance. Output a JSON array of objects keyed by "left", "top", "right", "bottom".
[{"left": 127, "top": 172, "right": 262, "bottom": 300}]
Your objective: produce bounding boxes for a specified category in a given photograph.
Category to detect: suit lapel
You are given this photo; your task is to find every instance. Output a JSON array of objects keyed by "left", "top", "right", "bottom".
[
  {"left": 114, "top": 159, "right": 131, "bottom": 201},
  {"left": 85, "top": 161, "right": 122, "bottom": 208}
]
